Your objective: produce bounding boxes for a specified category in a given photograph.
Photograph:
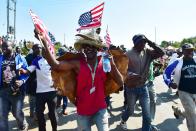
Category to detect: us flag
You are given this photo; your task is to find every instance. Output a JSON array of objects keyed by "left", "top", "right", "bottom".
[
  {"left": 77, "top": 2, "right": 104, "bottom": 31},
  {"left": 29, "top": 10, "right": 55, "bottom": 55},
  {"left": 104, "top": 26, "right": 111, "bottom": 48}
]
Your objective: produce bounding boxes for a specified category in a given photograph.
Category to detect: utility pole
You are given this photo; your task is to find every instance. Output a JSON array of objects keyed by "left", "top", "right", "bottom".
[
  {"left": 14, "top": 0, "right": 16, "bottom": 39},
  {"left": 7, "top": 0, "right": 9, "bottom": 35},
  {"left": 64, "top": 33, "right": 66, "bottom": 45},
  {"left": 7, "top": 0, "right": 16, "bottom": 40}
]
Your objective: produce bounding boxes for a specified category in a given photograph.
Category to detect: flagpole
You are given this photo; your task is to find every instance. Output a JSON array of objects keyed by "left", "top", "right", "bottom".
[
  {"left": 64, "top": 33, "right": 65, "bottom": 45},
  {"left": 92, "top": 28, "right": 96, "bottom": 36},
  {"left": 155, "top": 26, "right": 157, "bottom": 43}
]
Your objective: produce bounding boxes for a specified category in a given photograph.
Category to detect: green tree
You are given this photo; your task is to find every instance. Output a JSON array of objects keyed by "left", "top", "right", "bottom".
[
  {"left": 21, "top": 47, "right": 29, "bottom": 55},
  {"left": 172, "top": 41, "right": 181, "bottom": 48},
  {"left": 54, "top": 42, "right": 62, "bottom": 52},
  {"left": 160, "top": 41, "right": 169, "bottom": 48},
  {"left": 161, "top": 36, "right": 196, "bottom": 49}
]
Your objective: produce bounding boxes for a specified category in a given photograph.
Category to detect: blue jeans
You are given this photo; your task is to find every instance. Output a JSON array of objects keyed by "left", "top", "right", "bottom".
[
  {"left": 57, "top": 95, "right": 68, "bottom": 111},
  {"left": 105, "top": 96, "right": 111, "bottom": 107},
  {"left": 77, "top": 108, "right": 109, "bottom": 131},
  {"left": 0, "top": 88, "right": 27, "bottom": 131},
  {"left": 121, "top": 85, "right": 152, "bottom": 131},
  {"left": 147, "top": 81, "right": 157, "bottom": 121},
  {"left": 62, "top": 96, "right": 68, "bottom": 111}
]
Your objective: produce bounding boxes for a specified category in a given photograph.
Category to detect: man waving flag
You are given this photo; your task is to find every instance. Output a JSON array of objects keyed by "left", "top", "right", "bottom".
[
  {"left": 29, "top": 10, "right": 55, "bottom": 55},
  {"left": 77, "top": 2, "right": 105, "bottom": 31}
]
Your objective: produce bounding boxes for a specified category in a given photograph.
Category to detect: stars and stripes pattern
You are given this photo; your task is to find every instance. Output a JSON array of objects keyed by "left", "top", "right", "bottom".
[
  {"left": 77, "top": 2, "right": 104, "bottom": 31},
  {"left": 29, "top": 10, "right": 55, "bottom": 55},
  {"left": 104, "top": 26, "right": 111, "bottom": 48}
]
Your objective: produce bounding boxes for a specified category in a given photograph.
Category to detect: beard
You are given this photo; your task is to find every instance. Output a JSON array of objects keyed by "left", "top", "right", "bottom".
[{"left": 87, "top": 52, "right": 97, "bottom": 60}]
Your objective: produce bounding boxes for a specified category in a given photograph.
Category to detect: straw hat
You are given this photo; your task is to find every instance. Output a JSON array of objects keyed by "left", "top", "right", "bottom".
[{"left": 74, "top": 31, "right": 106, "bottom": 51}]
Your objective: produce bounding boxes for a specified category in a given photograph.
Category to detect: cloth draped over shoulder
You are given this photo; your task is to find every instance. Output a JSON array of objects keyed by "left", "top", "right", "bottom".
[{"left": 51, "top": 49, "right": 129, "bottom": 104}]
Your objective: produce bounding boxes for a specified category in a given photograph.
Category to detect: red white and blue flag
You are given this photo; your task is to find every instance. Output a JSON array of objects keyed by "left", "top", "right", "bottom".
[
  {"left": 29, "top": 10, "right": 55, "bottom": 55},
  {"left": 77, "top": 2, "right": 104, "bottom": 31},
  {"left": 104, "top": 26, "right": 111, "bottom": 48}
]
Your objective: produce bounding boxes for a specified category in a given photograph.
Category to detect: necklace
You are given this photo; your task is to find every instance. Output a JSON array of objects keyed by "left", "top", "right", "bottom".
[{"left": 87, "top": 58, "right": 98, "bottom": 87}]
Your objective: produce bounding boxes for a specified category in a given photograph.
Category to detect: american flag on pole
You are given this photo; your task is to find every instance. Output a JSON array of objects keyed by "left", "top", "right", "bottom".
[
  {"left": 29, "top": 10, "right": 55, "bottom": 55},
  {"left": 77, "top": 2, "right": 104, "bottom": 31},
  {"left": 104, "top": 26, "right": 111, "bottom": 48}
]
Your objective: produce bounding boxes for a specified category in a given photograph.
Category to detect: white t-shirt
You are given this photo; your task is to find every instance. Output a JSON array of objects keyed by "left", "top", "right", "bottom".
[{"left": 27, "top": 56, "right": 55, "bottom": 93}]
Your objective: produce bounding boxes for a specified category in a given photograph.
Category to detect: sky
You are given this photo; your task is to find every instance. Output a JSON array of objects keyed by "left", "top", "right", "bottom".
[{"left": 1, "top": 0, "right": 196, "bottom": 49}]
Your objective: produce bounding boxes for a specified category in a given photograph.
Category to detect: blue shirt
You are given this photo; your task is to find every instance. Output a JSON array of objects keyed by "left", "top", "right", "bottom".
[{"left": 0, "top": 54, "right": 29, "bottom": 90}]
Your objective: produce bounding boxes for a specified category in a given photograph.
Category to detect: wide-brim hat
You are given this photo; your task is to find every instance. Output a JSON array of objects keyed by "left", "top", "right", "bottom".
[{"left": 74, "top": 31, "right": 106, "bottom": 51}]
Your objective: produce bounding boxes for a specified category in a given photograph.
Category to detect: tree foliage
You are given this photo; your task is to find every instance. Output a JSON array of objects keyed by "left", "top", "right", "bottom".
[
  {"left": 54, "top": 41, "right": 62, "bottom": 52},
  {"left": 161, "top": 36, "right": 196, "bottom": 48}
]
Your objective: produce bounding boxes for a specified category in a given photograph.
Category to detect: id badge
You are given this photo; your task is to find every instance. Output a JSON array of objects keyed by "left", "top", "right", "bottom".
[{"left": 90, "top": 86, "right": 96, "bottom": 94}]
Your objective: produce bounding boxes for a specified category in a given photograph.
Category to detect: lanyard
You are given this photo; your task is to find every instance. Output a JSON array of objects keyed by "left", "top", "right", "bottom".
[{"left": 87, "top": 59, "right": 98, "bottom": 87}]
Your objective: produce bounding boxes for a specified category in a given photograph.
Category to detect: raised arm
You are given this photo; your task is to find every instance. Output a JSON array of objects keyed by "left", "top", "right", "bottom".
[
  {"left": 146, "top": 38, "right": 165, "bottom": 59},
  {"left": 34, "top": 29, "right": 79, "bottom": 71}
]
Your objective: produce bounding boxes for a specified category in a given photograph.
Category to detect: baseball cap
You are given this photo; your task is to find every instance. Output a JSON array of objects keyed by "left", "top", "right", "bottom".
[
  {"left": 181, "top": 43, "right": 194, "bottom": 50},
  {"left": 132, "top": 34, "right": 146, "bottom": 45}
]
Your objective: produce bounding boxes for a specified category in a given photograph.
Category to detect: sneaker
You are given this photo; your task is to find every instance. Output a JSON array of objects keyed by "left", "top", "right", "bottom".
[
  {"left": 62, "top": 110, "right": 68, "bottom": 116},
  {"left": 151, "top": 125, "right": 160, "bottom": 131},
  {"left": 167, "top": 88, "right": 172, "bottom": 94},
  {"left": 172, "top": 105, "right": 181, "bottom": 119},
  {"left": 175, "top": 91, "right": 179, "bottom": 97},
  {"left": 120, "top": 121, "right": 127, "bottom": 130},
  {"left": 135, "top": 103, "right": 142, "bottom": 111},
  {"left": 19, "top": 123, "right": 28, "bottom": 131},
  {"left": 173, "top": 112, "right": 179, "bottom": 119}
]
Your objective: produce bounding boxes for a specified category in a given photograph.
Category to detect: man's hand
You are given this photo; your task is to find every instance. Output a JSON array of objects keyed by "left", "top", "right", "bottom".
[
  {"left": 108, "top": 54, "right": 115, "bottom": 66},
  {"left": 19, "top": 68, "right": 28, "bottom": 74},
  {"left": 127, "top": 72, "right": 141, "bottom": 81},
  {"left": 34, "top": 28, "right": 44, "bottom": 40},
  {"left": 125, "top": 72, "right": 142, "bottom": 88},
  {"left": 15, "top": 80, "right": 24, "bottom": 87},
  {"left": 34, "top": 28, "right": 46, "bottom": 44},
  {"left": 169, "top": 82, "right": 177, "bottom": 89},
  {"left": 34, "top": 28, "right": 39, "bottom": 40},
  {"left": 144, "top": 36, "right": 155, "bottom": 47}
]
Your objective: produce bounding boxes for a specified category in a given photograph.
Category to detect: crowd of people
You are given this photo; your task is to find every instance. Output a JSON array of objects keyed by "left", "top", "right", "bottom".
[{"left": 0, "top": 28, "right": 195, "bottom": 131}]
